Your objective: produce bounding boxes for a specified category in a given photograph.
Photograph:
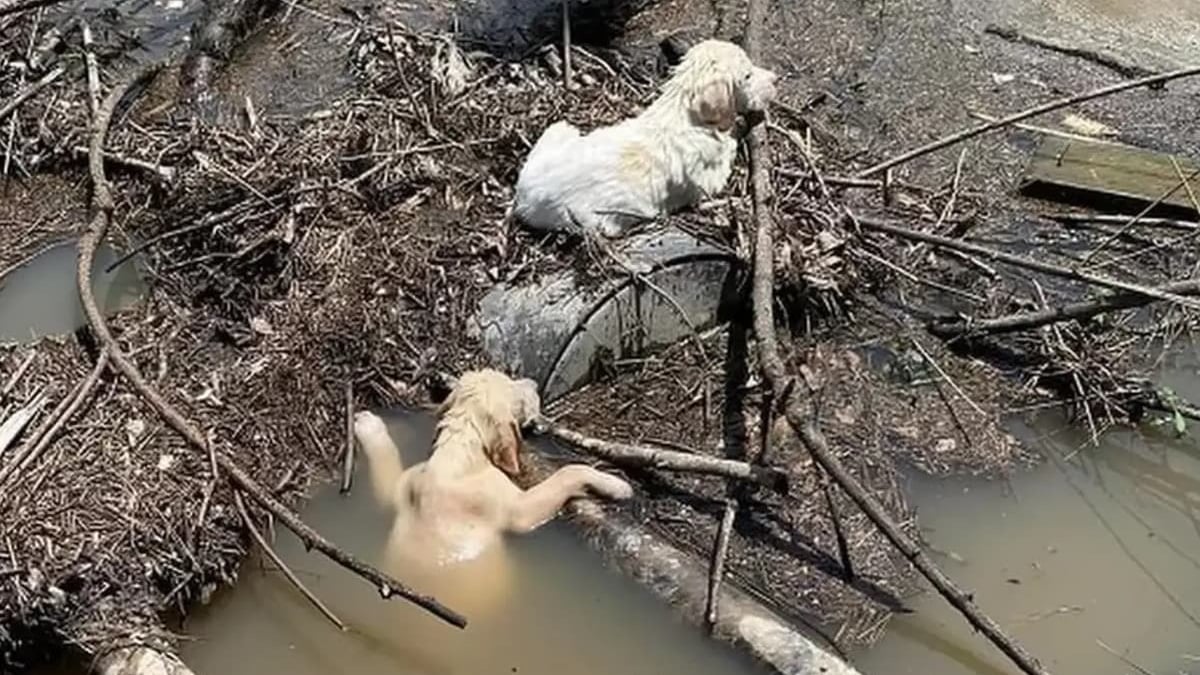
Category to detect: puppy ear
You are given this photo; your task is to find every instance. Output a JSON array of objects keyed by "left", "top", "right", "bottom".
[
  {"left": 693, "top": 78, "right": 735, "bottom": 132},
  {"left": 486, "top": 421, "right": 523, "bottom": 477}
]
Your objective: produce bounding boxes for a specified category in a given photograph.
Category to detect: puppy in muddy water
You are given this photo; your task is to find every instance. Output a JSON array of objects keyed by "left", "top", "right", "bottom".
[
  {"left": 512, "top": 39, "right": 778, "bottom": 238},
  {"left": 354, "top": 369, "right": 632, "bottom": 617}
]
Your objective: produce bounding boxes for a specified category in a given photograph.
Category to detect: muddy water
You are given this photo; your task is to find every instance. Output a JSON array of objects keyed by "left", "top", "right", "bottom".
[
  {"left": 0, "top": 243, "right": 143, "bottom": 345},
  {"left": 178, "top": 411, "right": 766, "bottom": 675},
  {"left": 856, "top": 361, "right": 1200, "bottom": 675}
]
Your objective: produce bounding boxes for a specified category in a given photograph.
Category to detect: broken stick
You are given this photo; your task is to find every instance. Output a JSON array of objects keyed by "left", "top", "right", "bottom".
[
  {"left": 234, "top": 490, "right": 346, "bottom": 631},
  {"left": 77, "top": 64, "right": 465, "bottom": 629}
]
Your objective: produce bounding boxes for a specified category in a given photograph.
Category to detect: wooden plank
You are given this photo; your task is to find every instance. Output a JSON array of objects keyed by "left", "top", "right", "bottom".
[{"left": 1021, "top": 135, "right": 1200, "bottom": 215}]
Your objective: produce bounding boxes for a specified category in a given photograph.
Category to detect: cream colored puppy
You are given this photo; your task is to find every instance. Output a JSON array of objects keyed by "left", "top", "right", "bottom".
[
  {"left": 513, "top": 39, "right": 778, "bottom": 238},
  {"left": 353, "top": 369, "right": 632, "bottom": 616}
]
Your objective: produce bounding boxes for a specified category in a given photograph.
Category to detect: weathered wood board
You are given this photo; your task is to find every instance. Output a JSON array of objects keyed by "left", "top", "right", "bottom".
[{"left": 1021, "top": 135, "right": 1200, "bottom": 215}]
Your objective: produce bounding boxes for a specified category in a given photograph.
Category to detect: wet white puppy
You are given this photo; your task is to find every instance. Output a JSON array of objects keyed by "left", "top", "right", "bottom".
[
  {"left": 353, "top": 369, "right": 631, "bottom": 615},
  {"left": 513, "top": 39, "right": 778, "bottom": 238}
]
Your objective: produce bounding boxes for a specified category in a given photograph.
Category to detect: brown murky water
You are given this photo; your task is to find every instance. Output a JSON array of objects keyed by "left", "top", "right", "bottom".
[
  {"left": 0, "top": 242, "right": 142, "bottom": 346},
  {"left": 177, "top": 411, "right": 766, "bottom": 675},
  {"left": 856, "top": 355, "right": 1200, "bottom": 675}
]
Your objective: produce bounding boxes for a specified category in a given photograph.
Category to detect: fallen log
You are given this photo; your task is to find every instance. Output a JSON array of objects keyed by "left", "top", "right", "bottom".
[
  {"left": 540, "top": 423, "right": 789, "bottom": 492},
  {"left": 521, "top": 450, "right": 860, "bottom": 675}
]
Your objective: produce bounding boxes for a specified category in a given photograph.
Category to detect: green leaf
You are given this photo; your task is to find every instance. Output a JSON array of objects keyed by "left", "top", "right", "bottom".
[{"left": 1173, "top": 409, "right": 1187, "bottom": 437}]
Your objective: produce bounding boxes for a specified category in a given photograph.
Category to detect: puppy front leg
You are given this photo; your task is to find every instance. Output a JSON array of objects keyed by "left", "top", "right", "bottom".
[
  {"left": 506, "top": 465, "right": 633, "bottom": 533},
  {"left": 353, "top": 411, "right": 406, "bottom": 509}
]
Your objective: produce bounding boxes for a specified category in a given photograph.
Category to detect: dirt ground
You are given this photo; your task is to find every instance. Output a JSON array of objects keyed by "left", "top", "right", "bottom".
[{"left": 2, "top": 0, "right": 1199, "bottom": 670}]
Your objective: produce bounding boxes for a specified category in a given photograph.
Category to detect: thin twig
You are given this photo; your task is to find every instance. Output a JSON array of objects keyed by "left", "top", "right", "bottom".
[
  {"left": 856, "top": 215, "right": 1200, "bottom": 310},
  {"left": 1082, "top": 166, "right": 1200, "bottom": 263},
  {"left": 0, "top": 350, "right": 108, "bottom": 488},
  {"left": 71, "top": 146, "right": 175, "bottom": 183},
  {"left": 0, "top": 65, "right": 64, "bottom": 124},
  {"left": 104, "top": 220, "right": 217, "bottom": 273},
  {"left": 1042, "top": 212, "right": 1200, "bottom": 233},
  {"left": 908, "top": 338, "right": 986, "bottom": 415},
  {"left": 705, "top": 496, "right": 737, "bottom": 628},
  {"left": 934, "top": 148, "right": 967, "bottom": 232},
  {"left": 77, "top": 65, "right": 466, "bottom": 629},
  {"left": 968, "top": 111, "right": 1120, "bottom": 146},
  {"left": 340, "top": 381, "right": 354, "bottom": 494},
  {"left": 857, "top": 65, "right": 1200, "bottom": 178},
  {"left": 1, "top": 352, "right": 36, "bottom": 397},
  {"left": 234, "top": 490, "right": 347, "bottom": 631},
  {"left": 1094, "top": 639, "right": 1158, "bottom": 675}
]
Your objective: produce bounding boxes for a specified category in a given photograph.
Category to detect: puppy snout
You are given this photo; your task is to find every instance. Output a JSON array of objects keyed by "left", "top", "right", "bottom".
[{"left": 739, "top": 66, "right": 778, "bottom": 111}]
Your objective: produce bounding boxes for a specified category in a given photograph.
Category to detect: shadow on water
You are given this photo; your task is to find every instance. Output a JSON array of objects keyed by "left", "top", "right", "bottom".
[
  {"left": 177, "top": 411, "right": 768, "bottom": 675},
  {"left": 0, "top": 242, "right": 144, "bottom": 346}
]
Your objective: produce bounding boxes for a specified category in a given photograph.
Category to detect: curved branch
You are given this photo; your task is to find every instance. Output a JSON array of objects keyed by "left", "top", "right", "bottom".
[{"left": 75, "top": 65, "right": 466, "bottom": 629}]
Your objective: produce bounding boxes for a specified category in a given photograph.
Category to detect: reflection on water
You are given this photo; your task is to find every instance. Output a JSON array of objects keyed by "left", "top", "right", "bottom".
[
  {"left": 856, "top": 359, "right": 1200, "bottom": 675},
  {"left": 180, "top": 412, "right": 765, "bottom": 675},
  {"left": 0, "top": 242, "right": 143, "bottom": 345}
]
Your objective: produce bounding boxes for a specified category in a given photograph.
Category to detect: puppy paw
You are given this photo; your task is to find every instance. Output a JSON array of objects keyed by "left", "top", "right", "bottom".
[
  {"left": 589, "top": 472, "right": 634, "bottom": 501},
  {"left": 353, "top": 410, "right": 388, "bottom": 443}
]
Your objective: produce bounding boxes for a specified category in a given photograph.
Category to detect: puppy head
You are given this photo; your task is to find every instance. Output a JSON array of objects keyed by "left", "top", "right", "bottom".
[
  {"left": 679, "top": 40, "right": 778, "bottom": 130},
  {"left": 438, "top": 369, "right": 541, "bottom": 477}
]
